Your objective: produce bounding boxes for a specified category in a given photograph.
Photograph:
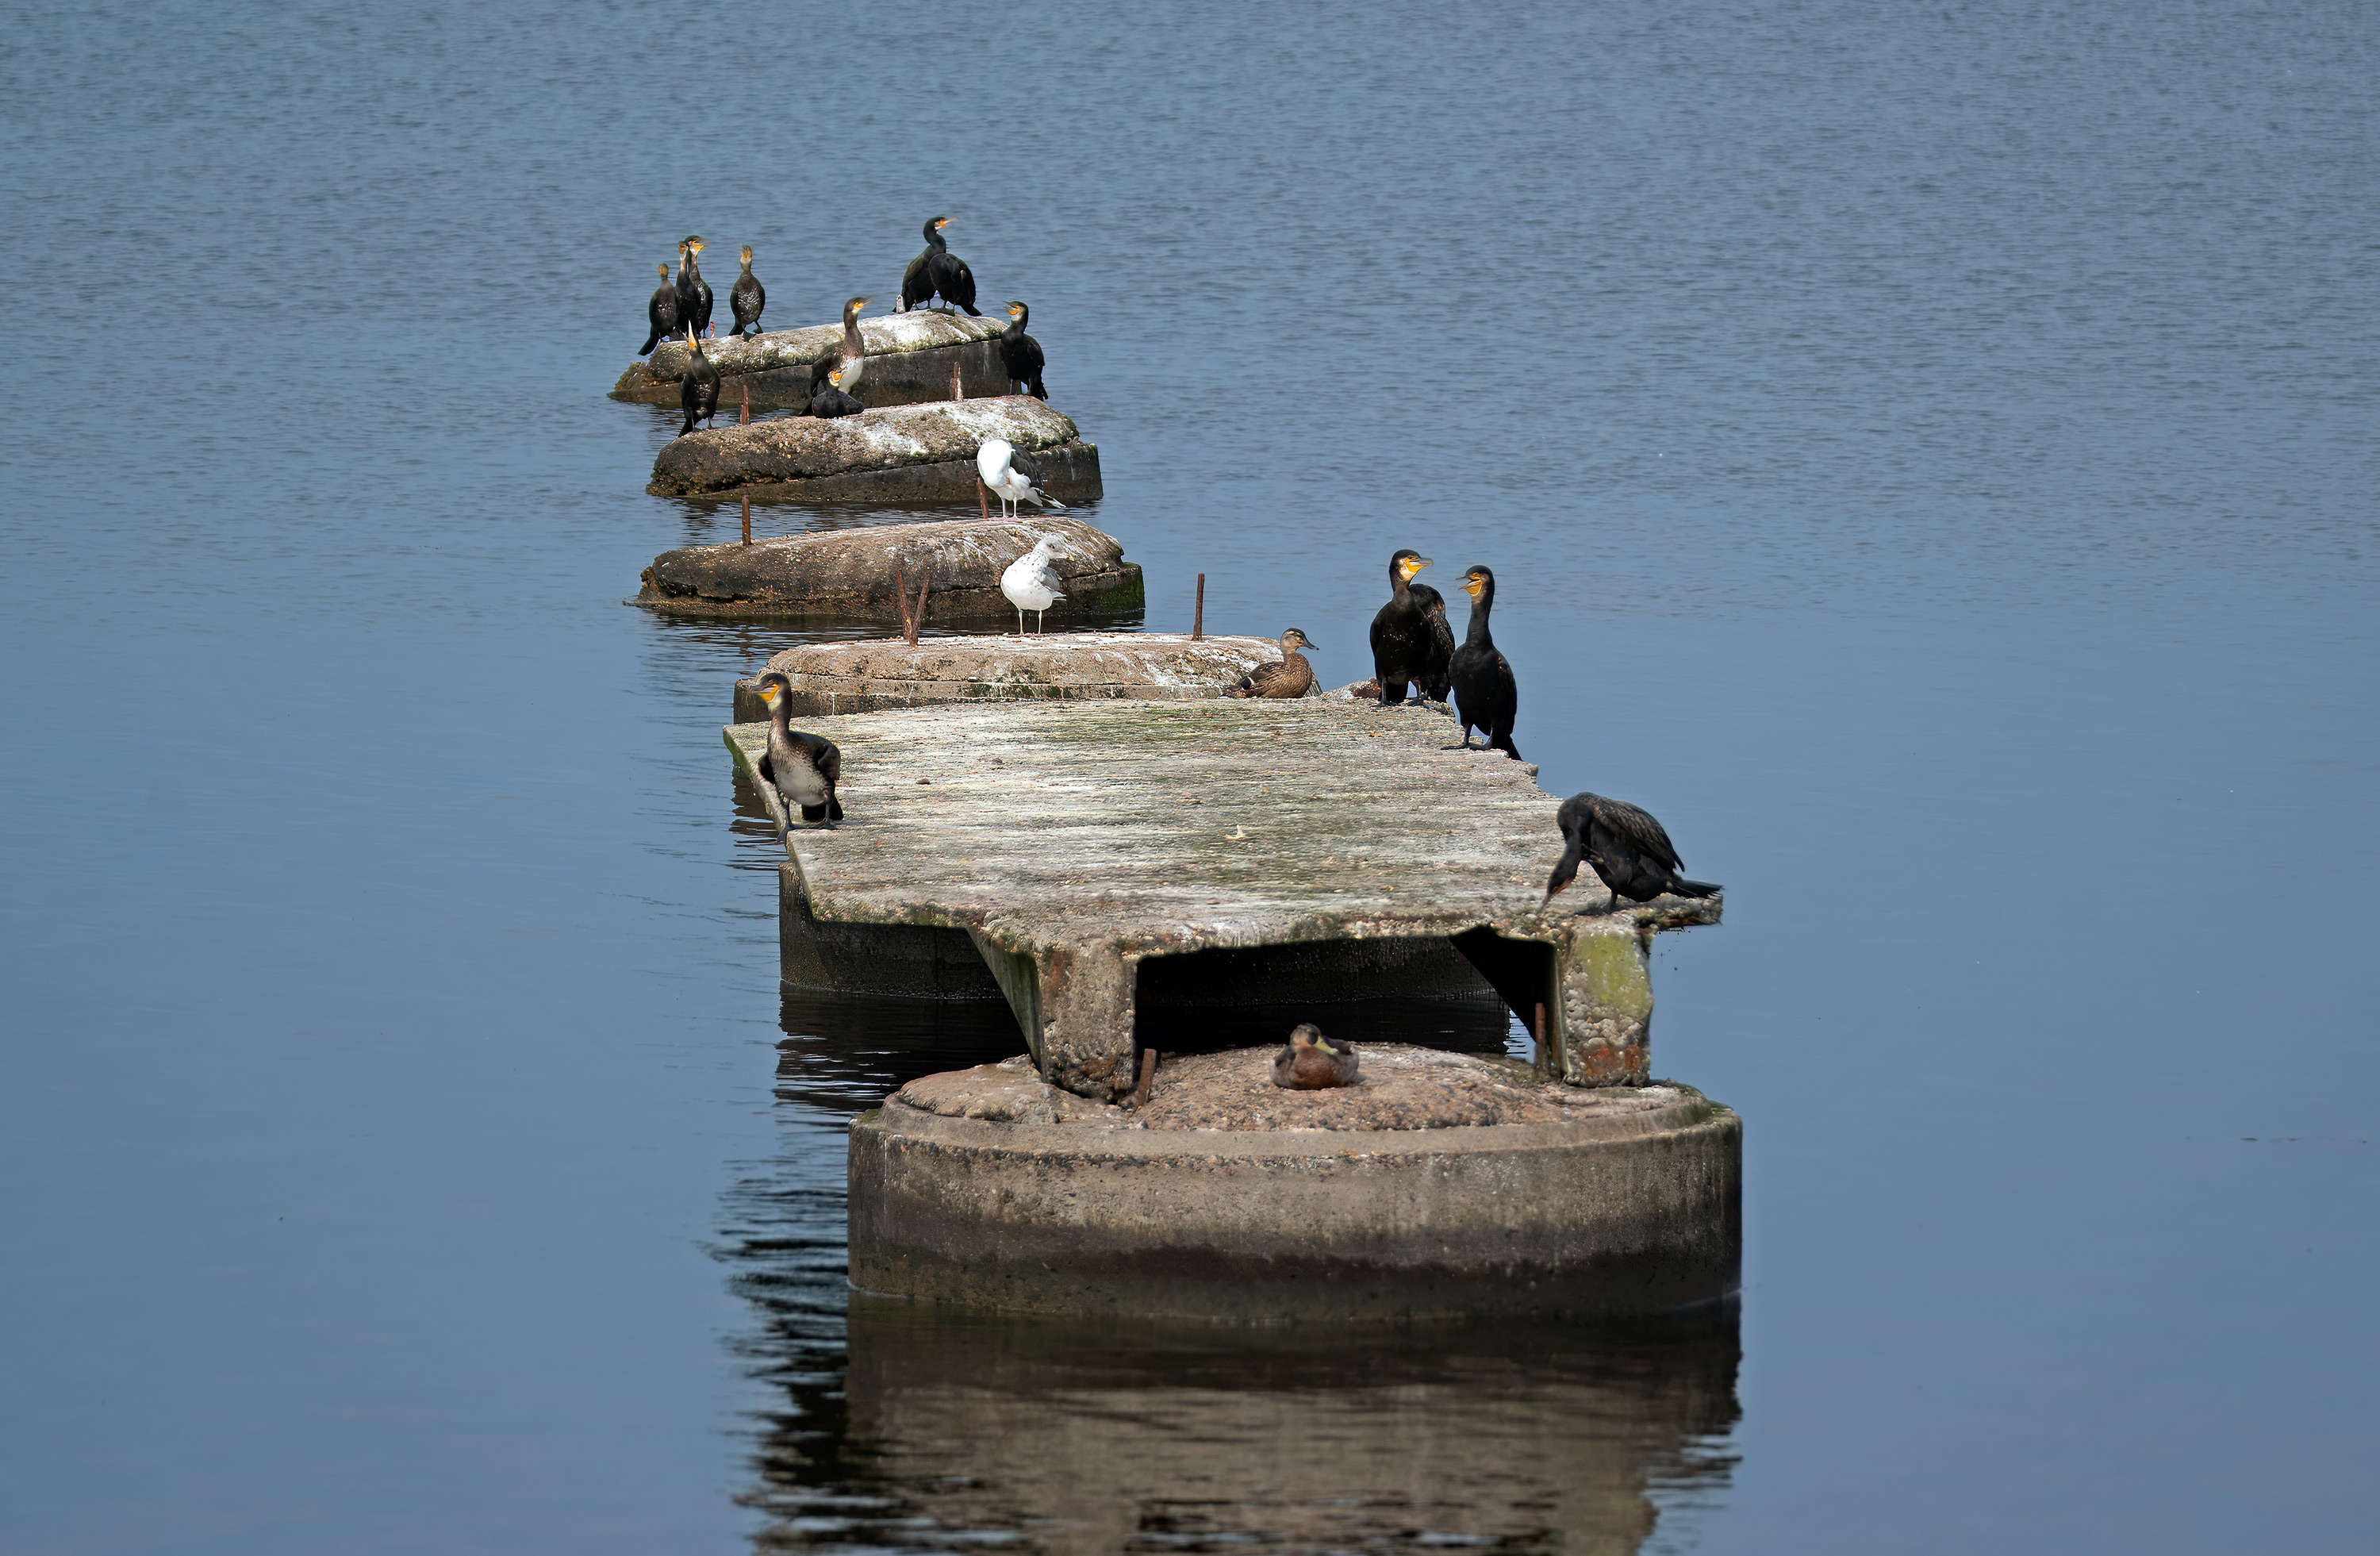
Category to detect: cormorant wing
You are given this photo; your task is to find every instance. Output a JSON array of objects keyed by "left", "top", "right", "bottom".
[{"left": 1594, "top": 797, "right": 1684, "bottom": 874}]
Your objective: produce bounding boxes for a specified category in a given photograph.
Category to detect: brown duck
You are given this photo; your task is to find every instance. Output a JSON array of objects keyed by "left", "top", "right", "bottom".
[
  {"left": 1271, "top": 1024, "right": 1360, "bottom": 1089},
  {"left": 1225, "top": 628, "right": 1318, "bottom": 699}
]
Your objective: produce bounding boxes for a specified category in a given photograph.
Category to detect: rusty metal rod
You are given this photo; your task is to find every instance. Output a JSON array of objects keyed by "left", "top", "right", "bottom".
[
  {"left": 977, "top": 477, "right": 989, "bottom": 522},
  {"left": 1193, "top": 574, "right": 1205, "bottom": 640},
  {"left": 740, "top": 494, "right": 751, "bottom": 547}
]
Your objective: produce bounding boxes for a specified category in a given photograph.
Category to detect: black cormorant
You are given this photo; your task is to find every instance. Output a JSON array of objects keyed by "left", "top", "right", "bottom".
[
  {"left": 1271, "top": 1024, "right": 1359, "bottom": 1089},
  {"left": 1544, "top": 793, "right": 1722, "bottom": 912},
  {"left": 675, "top": 236, "right": 713, "bottom": 338},
  {"left": 808, "top": 362, "right": 863, "bottom": 418},
  {"left": 1368, "top": 550, "right": 1453, "bottom": 706},
  {"left": 678, "top": 328, "right": 720, "bottom": 436},
  {"left": 752, "top": 672, "right": 843, "bottom": 836},
  {"left": 900, "top": 216, "right": 980, "bottom": 315},
  {"left": 1449, "top": 566, "right": 1521, "bottom": 759},
  {"left": 639, "top": 262, "right": 681, "bottom": 355},
  {"left": 1000, "top": 300, "right": 1046, "bottom": 399},
  {"left": 730, "top": 245, "right": 765, "bottom": 338},
  {"left": 1226, "top": 629, "right": 1318, "bottom": 699}
]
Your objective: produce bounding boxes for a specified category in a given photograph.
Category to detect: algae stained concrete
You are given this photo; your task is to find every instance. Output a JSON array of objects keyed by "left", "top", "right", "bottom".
[
  {"left": 648, "top": 395, "right": 1098, "bottom": 501},
  {"left": 726, "top": 630, "right": 1285, "bottom": 720},
  {"left": 640, "top": 517, "right": 1143, "bottom": 626},
  {"left": 610, "top": 309, "right": 1016, "bottom": 408},
  {"left": 723, "top": 700, "right": 1721, "bottom": 1098}
]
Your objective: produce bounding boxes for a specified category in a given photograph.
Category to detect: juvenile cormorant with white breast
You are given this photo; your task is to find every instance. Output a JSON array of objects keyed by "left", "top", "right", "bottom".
[
  {"left": 977, "top": 437, "right": 1066, "bottom": 519},
  {"left": 1226, "top": 629, "right": 1319, "bottom": 698},
  {"left": 1000, "top": 300, "right": 1047, "bottom": 399},
  {"left": 808, "top": 295, "right": 871, "bottom": 402},
  {"left": 900, "top": 216, "right": 980, "bottom": 315},
  {"left": 1368, "top": 550, "right": 1453, "bottom": 706},
  {"left": 639, "top": 262, "right": 681, "bottom": 355},
  {"left": 729, "top": 245, "right": 765, "bottom": 338},
  {"left": 752, "top": 672, "right": 843, "bottom": 836},
  {"left": 1448, "top": 566, "right": 1521, "bottom": 758},
  {"left": 1543, "top": 793, "right": 1721, "bottom": 912}
]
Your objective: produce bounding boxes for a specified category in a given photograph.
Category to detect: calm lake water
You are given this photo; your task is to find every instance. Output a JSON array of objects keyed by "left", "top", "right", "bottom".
[{"left": 3, "top": 1, "right": 2374, "bottom": 1550}]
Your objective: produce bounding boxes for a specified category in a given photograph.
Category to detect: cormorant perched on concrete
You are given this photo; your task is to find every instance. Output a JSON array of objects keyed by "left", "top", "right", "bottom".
[
  {"left": 753, "top": 672, "right": 843, "bottom": 836},
  {"left": 978, "top": 437, "right": 1065, "bottom": 519},
  {"left": 639, "top": 262, "right": 681, "bottom": 355},
  {"left": 808, "top": 295, "right": 871, "bottom": 402},
  {"left": 729, "top": 245, "right": 766, "bottom": 338},
  {"left": 808, "top": 362, "right": 863, "bottom": 419},
  {"left": 1000, "top": 300, "right": 1047, "bottom": 399},
  {"left": 675, "top": 236, "right": 713, "bottom": 338},
  {"left": 1544, "top": 793, "right": 1722, "bottom": 912},
  {"left": 1449, "top": 566, "right": 1521, "bottom": 759},
  {"left": 1368, "top": 550, "right": 1453, "bottom": 706},
  {"left": 1226, "top": 629, "right": 1318, "bottom": 699},
  {"left": 677, "top": 327, "right": 720, "bottom": 436},
  {"left": 900, "top": 215, "right": 981, "bottom": 315}
]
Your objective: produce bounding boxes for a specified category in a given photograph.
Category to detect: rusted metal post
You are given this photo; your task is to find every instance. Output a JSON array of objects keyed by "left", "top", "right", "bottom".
[
  {"left": 977, "top": 478, "right": 989, "bottom": 522},
  {"left": 951, "top": 361, "right": 963, "bottom": 401},
  {"left": 739, "top": 381, "right": 750, "bottom": 425},
  {"left": 739, "top": 494, "right": 751, "bottom": 547},
  {"left": 1533, "top": 1002, "right": 1549, "bottom": 1078},
  {"left": 1193, "top": 574, "right": 1205, "bottom": 640}
]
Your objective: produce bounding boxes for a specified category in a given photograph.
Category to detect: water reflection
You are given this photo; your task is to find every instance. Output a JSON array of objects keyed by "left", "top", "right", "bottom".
[{"left": 718, "top": 992, "right": 1738, "bottom": 1553}]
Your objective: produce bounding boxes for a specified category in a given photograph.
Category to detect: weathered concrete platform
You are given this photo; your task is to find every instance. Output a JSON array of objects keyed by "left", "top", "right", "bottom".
[
  {"left": 724, "top": 700, "right": 1720, "bottom": 1099},
  {"left": 649, "top": 396, "right": 1100, "bottom": 503},
  {"left": 610, "top": 310, "right": 1015, "bottom": 409},
  {"left": 639, "top": 516, "right": 1142, "bottom": 624},
  {"left": 727, "top": 631, "right": 1286, "bottom": 720},
  {"left": 850, "top": 1050, "right": 1741, "bottom": 1321}
]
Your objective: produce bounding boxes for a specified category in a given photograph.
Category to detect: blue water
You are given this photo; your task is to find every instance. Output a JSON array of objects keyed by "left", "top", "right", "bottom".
[{"left": 3, "top": 0, "right": 2374, "bottom": 1550}]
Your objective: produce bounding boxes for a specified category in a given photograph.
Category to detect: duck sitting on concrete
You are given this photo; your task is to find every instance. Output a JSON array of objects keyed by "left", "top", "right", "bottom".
[
  {"left": 1226, "top": 628, "right": 1318, "bottom": 698},
  {"left": 753, "top": 672, "right": 843, "bottom": 836},
  {"left": 1271, "top": 1024, "right": 1359, "bottom": 1089},
  {"left": 977, "top": 436, "right": 1066, "bottom": 520},
  {"left": 1000, "top": 536, "right": 1070, "bottom": 636}
]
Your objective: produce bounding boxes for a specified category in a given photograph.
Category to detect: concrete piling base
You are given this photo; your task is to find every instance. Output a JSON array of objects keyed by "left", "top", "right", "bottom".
[{"left": 848, "top": 1049, "right": 1741, "bottom": 1321}]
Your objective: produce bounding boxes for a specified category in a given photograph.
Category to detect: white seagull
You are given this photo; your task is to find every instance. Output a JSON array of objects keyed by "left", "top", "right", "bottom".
[
  {"left": 1000, "top": 536, "right": 1071, "bottom": 636},
  {"left": 977, "top": 436, "right": 1067, "bottom": 520}
]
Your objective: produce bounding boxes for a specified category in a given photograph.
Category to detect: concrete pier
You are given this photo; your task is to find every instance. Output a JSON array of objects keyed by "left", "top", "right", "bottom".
[
  {"left": 650, "top": 396, "right": 1096, "bottom": 503},
  {"left": 724, "top": 699, "right": 1719, "bottom": 1098},
  {"left": 610, "top": 310, "right": 1016, "bottom": 409},
  {"left": 727, "top": 631, "right": 1284, "bottom": 720},
  {"left": 639, "top": 516, "right": 1142, "bottom": 624}
]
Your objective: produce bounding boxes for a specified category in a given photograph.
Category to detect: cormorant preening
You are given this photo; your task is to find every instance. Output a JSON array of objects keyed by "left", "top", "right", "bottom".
[
  {"left": 1226, "top": 628, "right": 1318, "bottom": 699},
  {"left": 678, "top": 327, "right": 720, "bottom": 436},
  {"left": 809, "top": 294, "right": 871, "bottom": 401},
  {"left": 808, "top": 362, "right": 863, "bottom": 419},
  {"left": 977, "top": 437, "right": 1066, "bottom": 519},
  {"left": 753, "top": 672, "right": 843, "bottom": 836},
  {"left": 999, "top": 535, "right": 1070, "bottom": 635},
  {"left": 1544, "top": 793, "right": 1722, "bottom": 912},
  {"left": 1271, "top": 1024, "right": 1359, "bottom": 1089},
  {"left": 676, "top": 236, "right": 713, "bottom": 338},
  {"left": 1449, "top": 566, "right": 1521, "bottom": 759},
  {"left": 730, "top": 245, "right": 765, "bottom": 338},
  {"left": 900, "top": 216, "right": 980, "bottom": 315},
  {"left": 1000, "top": 300, "right": 1047, "bottom": 399},
  {"left": 1368, "top": 550, "right": 1454, "bottom": 706},
  {"left": 639, "top": 262, "right": 681, "bottom": 355}
]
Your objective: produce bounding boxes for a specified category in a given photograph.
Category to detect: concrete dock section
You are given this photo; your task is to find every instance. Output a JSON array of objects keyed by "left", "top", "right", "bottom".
[
  {"left": 726, "top": 631, "right": 1289, "bottom": 720},
  {"left": 649, "top": 396, "right": 1099, "bottom": 503},
  {"left": 610, "top": 310, "right": 1015, "bottom": 409},
  {"left": 724, "top": 699, "right": 1720, "bottom": 1099},
  {"left": 639, "top": 516, "right": 1142, "bottom": 624}
]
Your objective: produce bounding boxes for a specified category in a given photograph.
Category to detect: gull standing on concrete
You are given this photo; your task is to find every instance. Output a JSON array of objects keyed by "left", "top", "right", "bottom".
[
  {"left": 1000, "top": 536, "right": 1070, "bottom": 636},
  {"left": 977, "top": 437, "right": 1066, "bottom": 520}
]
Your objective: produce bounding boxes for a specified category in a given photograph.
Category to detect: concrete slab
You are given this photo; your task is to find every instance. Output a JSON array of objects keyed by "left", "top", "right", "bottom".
[
  {"left": 609, "top": 309, "right": 1015, "bottom": 409},
  {"left": 649, "top": 395, "right": 1099, "bottom": 502},
  {"left": 639, "top": 516, "right": 1142, "bottom": 624},
  {"left": 725, "top": 630, "right": 1286, "bottom": 720},
  {"left": 849, "top": 1050, "right": 1741, "bottom": 1320},
  {"left": 723, "top": 699, "right": 1720, "bottom": 1098}
]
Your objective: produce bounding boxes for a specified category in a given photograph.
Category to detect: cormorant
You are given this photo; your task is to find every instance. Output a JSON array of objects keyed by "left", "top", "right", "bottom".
[
  {"left": 1226, "top": 628, "right": 1318, "bottom": 699},
  {"left": 1271, "top": 1024, "right": 1359, "bottom": 1089},
  {"left": 900, "top": 216, "right": 980, "bottom": 315},
  {"left": 730, "top": 245, "right": 765, "bottom": 338},
  {"left": 977, "top": 437, "right": 1066, "bottom": 519},
  {"left": 752, "top": 672, "right": 843, "bottom": 836},
  {"left": 639, "top": 262, "right": 681, "bottom": 355},
  {"left": 1544, "top": 793, "right": 1722, "bottom": 912},
  {"left": 809, "top": 294, "right": 871, "bottom": 401},
  {"left": 1368, "top": 549, "right": 1453, "bottom": 706},
  {"left": 1000, "top": 300, "right": 1046, "bottom": 399},
  {"left": 675, "top": 236, "right": 713, "bottom": 338},
  {"left": 1449, "top": 566, "right": 1521, "bottom": 759},
  {"left": 678, "top": 327, "right": 720, "bottom": 436},
  {"left": 808, "top": 362, "right": 863, "bottom": 419},
  {"left": 999, "top": 535, "right": 1070, "bottom": 635}
]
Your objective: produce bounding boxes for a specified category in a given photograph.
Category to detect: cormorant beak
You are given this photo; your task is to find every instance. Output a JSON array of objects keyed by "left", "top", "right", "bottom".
[
  {"left": 758, "top": 682, "right": 778, "bottom": 703},
  {"left": 936, "top": 218, "right": 953, "bottom": 229}
]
